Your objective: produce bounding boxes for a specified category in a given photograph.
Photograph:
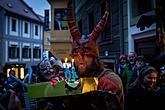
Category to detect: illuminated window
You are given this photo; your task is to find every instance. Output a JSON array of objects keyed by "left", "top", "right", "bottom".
[
  {"left": 7, "top": 68, "right": 18, "bottom": 78},
  {"left": 7, "top": 69, "right": 11, "bottom": 77},
  {"left": 20, "top": 68, "right": 24, "bottom": 79},
  {"left": 13, "top": 68, "right": 18, "bottom": 78}
]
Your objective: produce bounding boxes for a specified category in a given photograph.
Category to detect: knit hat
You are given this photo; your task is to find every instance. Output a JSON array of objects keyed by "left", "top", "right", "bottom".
[
  {"left": 67, "top": 0, "right": 109, "bottom": 57},
  {"left": 139, "top": 65, "right": 158, "bottom": 80},
  {"left": 135, "top": 55, "right": 146, "bottom": 62},
  {"left": 119, "top": 54, "right": 127, "bottom": 61}
]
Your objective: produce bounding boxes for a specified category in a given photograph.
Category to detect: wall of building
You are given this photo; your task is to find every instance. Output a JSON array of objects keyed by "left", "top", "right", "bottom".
[
  {"left": 128, "top": 0, "right": 156, "bottom": 59},
  {"left": 49, "top": 0, "right": 72, "bottom": 61},
  {"left": 0, "top": 10, "right": 43, "bottom": 68},
  {"left": 73, "top": 0, "right": 128, "bottom": 69},
  {"left": 51, "top": 42, "right": 72, "bottom": 61},
  {"left": 0, "top": 8, "right": 4, "bottom": 68}
]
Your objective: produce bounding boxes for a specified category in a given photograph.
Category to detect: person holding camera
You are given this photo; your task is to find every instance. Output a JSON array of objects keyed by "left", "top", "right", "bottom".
[{"left": 0, "top": 70, "right": 23, "bottom": 110}]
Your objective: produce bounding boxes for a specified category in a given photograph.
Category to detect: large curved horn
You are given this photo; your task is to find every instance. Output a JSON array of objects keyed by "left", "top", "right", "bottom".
[
  {"left": 90, "top": 0, "right": 110, "bottom": 41},
  {"left": 67, "top": 0, "right": 81, "bottom": 41}
]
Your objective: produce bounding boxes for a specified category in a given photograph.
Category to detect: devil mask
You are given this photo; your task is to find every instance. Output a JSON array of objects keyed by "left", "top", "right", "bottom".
[{"left": 67, "top": 0, "right": 109, "bottom": 57}]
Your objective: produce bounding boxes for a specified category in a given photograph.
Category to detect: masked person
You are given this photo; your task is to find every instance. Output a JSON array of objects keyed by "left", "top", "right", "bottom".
[{"left": 51, "top": 0, "right": 124, "bottom": 110}]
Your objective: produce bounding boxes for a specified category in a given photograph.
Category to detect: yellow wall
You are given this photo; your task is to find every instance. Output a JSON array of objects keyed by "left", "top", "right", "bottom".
[
  {"left": 51, "top": 30, "right": 71, "bottom": 41},
  {"left": 54, "top": 0, "right": 67, "bottom": 8},
  {"left": 49, "top": 0, "right": 72, "bottom": 61},
  {"left": 51, "top": 42, "right": 72, "bottom": 61}
]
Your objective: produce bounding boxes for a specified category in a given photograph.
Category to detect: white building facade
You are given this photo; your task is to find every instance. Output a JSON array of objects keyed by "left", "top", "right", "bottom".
[{"left": 0, "top": 0, "right": 44, "bottom": 71}]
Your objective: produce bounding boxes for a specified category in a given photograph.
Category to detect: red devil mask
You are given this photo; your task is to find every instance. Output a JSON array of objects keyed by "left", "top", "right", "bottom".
[{"left": 67, "top": 0, "right": 109, "bottom": 57}]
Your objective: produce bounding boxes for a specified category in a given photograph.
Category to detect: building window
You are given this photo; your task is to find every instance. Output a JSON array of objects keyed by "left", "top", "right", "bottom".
[
  {"left": 54, "top": 8, "right": 68, "bottom": 30},
  {"left": 137, "top": 0, "right": 152, "bottom": 15},
  {"left": 24, "top": 22, "right": 28, "bottom": 34},
  {"left": 101, "top": 1, "right": 111, "bottom": 40},
  {"left": 22, "top": 46, "right": 31, "bottom": 59},
  {"left": 78, "top": 20, "right": 82, "bottom": 34},
  {"left": 8, "top": 45, "right": 19, "bottom": 59},
  {"left": 35, "top": 25, "right": 38, "bottom": 36},
  {"left": 11, "top": 18, "right": 16, "bottom": 32},
  {"left": 88, "top": 11, "right": 94, "bottom": 33},
  {"left": 10, "top": 17, "right": 18, "bottom": 36},
  {"left": 33, "top": 47, "right": 41, "bottom": 59},
  {"left": 132, "top": 0, "right": 152, "bottom": 17}
]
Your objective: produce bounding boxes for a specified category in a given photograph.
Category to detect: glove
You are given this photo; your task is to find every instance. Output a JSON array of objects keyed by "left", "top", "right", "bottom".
[
  {"left": 50, "top": 77, "right": 58, "bottom": 86},
  {"left": 50, "top": 75, "right": 65, "bottom": 86}
]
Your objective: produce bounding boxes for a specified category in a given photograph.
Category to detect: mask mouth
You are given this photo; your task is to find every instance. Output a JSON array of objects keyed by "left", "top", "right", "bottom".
[{"left": 77, "top": 62, "right": 85, "bottom": 68}]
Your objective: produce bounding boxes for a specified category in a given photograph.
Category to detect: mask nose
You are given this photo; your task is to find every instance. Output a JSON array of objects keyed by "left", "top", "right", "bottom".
[{"left": 77, "top": 53, "right": 84, "bottom": 61}]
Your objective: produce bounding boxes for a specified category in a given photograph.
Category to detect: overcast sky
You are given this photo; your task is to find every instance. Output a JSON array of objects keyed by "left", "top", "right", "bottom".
[{"left": 24, "top": 0, "right": 50, "bottom": 16}]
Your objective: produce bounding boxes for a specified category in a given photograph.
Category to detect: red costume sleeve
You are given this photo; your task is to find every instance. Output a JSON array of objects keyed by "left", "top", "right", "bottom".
[{"left": 98, "top": 69, "right": 124, "bottom": 108}]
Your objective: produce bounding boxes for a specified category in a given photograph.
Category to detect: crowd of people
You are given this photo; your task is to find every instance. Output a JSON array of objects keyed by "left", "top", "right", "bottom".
[
  {"left": 115, "top": 52, "right": 165, "bottom": 110},
  {"left": 0, "top": 70, "right": 24, "bottom": 110},
  {"left": 1, "top": 52, "right": 165, "bottom": 110},
  {"left": 1, "top": 0, "right": 165, "bottom": 109}
]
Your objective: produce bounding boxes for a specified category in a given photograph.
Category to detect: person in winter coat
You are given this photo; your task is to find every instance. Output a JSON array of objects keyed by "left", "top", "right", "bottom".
[{"left": 125, "top": 65, "right": 165, "bottom": 110}]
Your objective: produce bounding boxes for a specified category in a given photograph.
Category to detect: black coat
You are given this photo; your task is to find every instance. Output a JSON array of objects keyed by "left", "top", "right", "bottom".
[
  {"left": 125, "top": 85, "right": 165, "bottom": 110},
  {"left": 37, "top": 91, "right": 123, "bottom": 110}
]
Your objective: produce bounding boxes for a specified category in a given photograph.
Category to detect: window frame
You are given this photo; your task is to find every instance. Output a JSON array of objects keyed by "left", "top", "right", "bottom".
[
  {"left": 33, "top": 47, "right": 41, "bottom": 59},
  {"left": 24, "top": 22, "right": 28, "bottom": 34},
  {"left": 8, "top": 45, "right": 19, "bottom": 59},
  {"left": 35, "top": 25, "right": 38, "bottom": 36},
  {"left": 22, "top": 46, "right": 31, "bottom": 59},
  {"left": 11, "top": 18, "right": 16, "bottom": 32}
]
